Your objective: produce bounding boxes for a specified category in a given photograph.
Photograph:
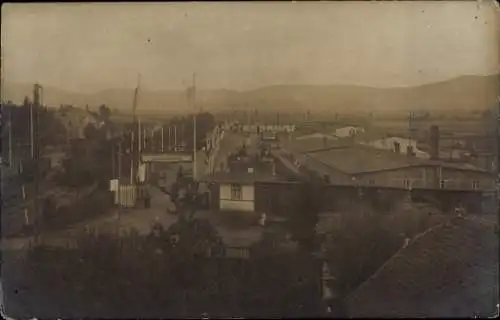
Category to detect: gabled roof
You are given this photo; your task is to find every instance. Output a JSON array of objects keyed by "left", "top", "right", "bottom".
[{"left": 345, "top": 215, "right": 499, "bottom": 318}]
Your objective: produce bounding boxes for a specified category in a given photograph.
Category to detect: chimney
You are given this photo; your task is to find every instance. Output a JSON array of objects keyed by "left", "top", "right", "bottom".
[
  {"left": 429, "top": 125, "right": 440, "bottom": 160},
  {"left": 394, "top": 141, "right": 401, "bottom": 154}
]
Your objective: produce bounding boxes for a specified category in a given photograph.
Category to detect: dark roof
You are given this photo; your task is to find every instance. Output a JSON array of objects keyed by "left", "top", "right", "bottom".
[
  {"left": 285, "top": 136, "right": 351, "bottom": 154},
  {"left": 303, "top": 145, "right": 489, "bottom": 175},
  {"left": 345, "top": 215, "right": 499, "bottom": 318},
  {"left": 200, "top": 171, "right": 284, "bottom": 184}
]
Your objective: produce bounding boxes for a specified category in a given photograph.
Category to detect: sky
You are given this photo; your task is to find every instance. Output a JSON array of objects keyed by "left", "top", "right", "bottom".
[{"left": 2, "top": 1, "right": 499, "bottom": 92}]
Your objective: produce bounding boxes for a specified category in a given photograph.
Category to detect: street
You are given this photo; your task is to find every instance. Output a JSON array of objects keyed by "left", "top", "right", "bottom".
[
  {"left": 0, "top": 131, "right": 255, "bottom": 252},
  {"left": 212, "top": 131, "right": 259, "bottom": 172},
  {"left": 1, "top": 186, "right": 178, "bottom": 251}
]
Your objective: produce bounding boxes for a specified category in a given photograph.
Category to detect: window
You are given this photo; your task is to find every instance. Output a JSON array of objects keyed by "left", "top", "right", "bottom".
[
  {"left": 230, "top": 184, "right": 242, "bottom": 200},
  {"left": 368, "top": 179, "right": 375, "bottom": 185},
  {"left": 472, "top": 180, "right": 480, "bottom": 190},
  {"left": 440, "top": 180, "right": 446, "bottom": 189}
]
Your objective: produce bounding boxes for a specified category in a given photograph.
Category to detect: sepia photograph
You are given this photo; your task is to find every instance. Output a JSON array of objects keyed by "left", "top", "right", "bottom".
[{"left": 1, "top": 1, "right": 499, "bottom": 318}]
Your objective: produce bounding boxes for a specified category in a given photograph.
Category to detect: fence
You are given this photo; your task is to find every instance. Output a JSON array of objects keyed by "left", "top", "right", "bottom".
[{"left": 114, "top": 184, "right": 138, "bottom": 208}]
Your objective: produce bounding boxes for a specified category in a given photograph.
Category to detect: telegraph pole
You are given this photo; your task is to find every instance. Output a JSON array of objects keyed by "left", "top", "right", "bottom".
[
  {"left": 161, "top": 126, "right": 164, "bottom": 153},
  {"left": 130, "top": 132, "right": 135, "bottom": 185},
  {"left": 30, "top": 96, "right": 35, "bottom": 159},
  {"left": 8, "top": 110, "right": 12, "bottom": 167},
  {"left": 117, "top": 139, "right": 122, "bottom": 235},
  {"left": 138, "top": 118, "right": 142, "bottom": 157},
  {"left": 174, "top": 125, "right": 178, "bottom": 148},
  {"left": 192, "top": 73, "right": 197, "bottom": 181},
  {"left": 131, "top": 74, "right": 141, "bottom": 186},
  {"left": 32, "top": 83, "right": 42, "bottom": 243}
]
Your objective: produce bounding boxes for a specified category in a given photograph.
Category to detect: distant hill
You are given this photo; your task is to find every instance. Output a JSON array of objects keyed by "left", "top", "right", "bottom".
[{"left": 3, "top": 74, "right": 498, "bottom": 114}]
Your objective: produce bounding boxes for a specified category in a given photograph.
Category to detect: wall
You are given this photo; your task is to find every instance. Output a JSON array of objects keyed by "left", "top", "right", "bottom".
[
  {"left": 353, "top": 166, "right": 495, "bottom": 191},
  {"left": 440, "top": 167, "right": 495, "bottom": 191},
  {"left": 355, "top": 167, "right": 426, "bottom": 189},
  {"left": 220, "top": 183, "right": 255, "bottom": 212},
  {"left": 322, "top": 185, "right": 485, "bottom": 213},
  {"left": 254, "top": 181, "right": 301, "bottom": 216}
]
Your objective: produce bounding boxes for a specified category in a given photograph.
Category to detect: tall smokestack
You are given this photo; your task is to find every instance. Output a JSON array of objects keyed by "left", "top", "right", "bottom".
[{"left": 430, "top": 125, "right": 440, "bottom": 160}]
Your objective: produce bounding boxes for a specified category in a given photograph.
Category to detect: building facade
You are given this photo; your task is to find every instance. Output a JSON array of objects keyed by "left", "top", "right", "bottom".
[{"left": 220, "top": 181, "right": 255, "bottom": 212}]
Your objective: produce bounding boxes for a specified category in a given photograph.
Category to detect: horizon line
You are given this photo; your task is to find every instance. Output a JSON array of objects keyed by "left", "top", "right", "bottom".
[{"left": 3, "top": 72, "right": 498, "bottom": 95}]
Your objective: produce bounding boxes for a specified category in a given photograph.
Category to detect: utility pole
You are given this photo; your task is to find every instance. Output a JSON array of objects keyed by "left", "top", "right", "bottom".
[
  {"left": 192, "top": 73, "right": 197, "bottom": 181},
  {"left": 32, "top": 83, "right": 42, "bottom": 243},
  {"left": 174, "top": 125, "right": 178, "bottom": 149},
  {"left": 138, "top": 118, "right": 142, "bottom": 156},
  {"left": 30, "top": 95, "right": 35, "bottom": 159},
  {"left": 8, "top": 110, "right": 12, "bottom": 167},
  {"left": 168, "top": 125, "right": 172, "bottom": 151},
  {"left": 117, "top": 140, "right": 122, "bottom": 235},
  {"left": 131, "top": 74, "right": 141, "bottom": 186},
  {"left": 161, "top": 126, "right": 164, "bottom": 153},
  {"left": 130, "top": 132, "right": 135, "bottom": 185}
]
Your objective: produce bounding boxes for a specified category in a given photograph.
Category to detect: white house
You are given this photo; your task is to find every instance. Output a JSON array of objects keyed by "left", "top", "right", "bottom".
[
  {"left": 219, "top": 175, "right": 256, "bottom": 212},
  {"left": 204, "top": 170, "right": 280, "bottom": 213},
  {"left": 334, "top": 126, "right": 365, "bottom": 138}
]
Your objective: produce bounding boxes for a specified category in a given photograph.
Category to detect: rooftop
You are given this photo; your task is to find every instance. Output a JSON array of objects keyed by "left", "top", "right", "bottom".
[
  {"left": 283, "top": 136, "right": 352, "bottom": 154},
  {"left": 345, "top": 215, "right": 499, "bottom": 318},
  {"left": 200, "top": 171, "right": 284, "bottom": 184},
  {"left": 303, "top": 145, "right": 489, "bottom": 175}
]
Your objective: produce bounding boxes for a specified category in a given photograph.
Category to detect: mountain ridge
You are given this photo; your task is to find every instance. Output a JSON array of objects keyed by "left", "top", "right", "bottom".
[{"left": 3, "top": 74, "right": 498, "bottom": 113}]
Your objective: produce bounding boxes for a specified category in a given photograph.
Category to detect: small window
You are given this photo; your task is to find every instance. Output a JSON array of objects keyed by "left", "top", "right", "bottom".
[
  {"left": 472, "top": 180, "right": 480, "bottom": 190},
  {"left": 230, "top": 184, "right": 242, "bottom": 200},
  {"left": 368, "top": 179, "right": 375, "bottom": 185},
  {"left": 440, "top": 180, "right": 446, "bottom": 189}
]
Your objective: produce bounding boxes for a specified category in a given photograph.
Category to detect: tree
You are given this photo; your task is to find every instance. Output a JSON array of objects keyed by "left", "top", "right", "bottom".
[
  {"left": 84, "top": 123, "right": 99, "bottom": 140},
  {"left": 99, "top": 104, "right": 111, "bottom": 124}
]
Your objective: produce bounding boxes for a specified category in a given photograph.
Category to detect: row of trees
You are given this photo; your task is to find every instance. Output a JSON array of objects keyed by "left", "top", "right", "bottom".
[
  {"left": 54, "top": 104, "right": 116, "bottom": 189},
  {"left": 2, "top": 100, "right": 67, "bottom": 154}
]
